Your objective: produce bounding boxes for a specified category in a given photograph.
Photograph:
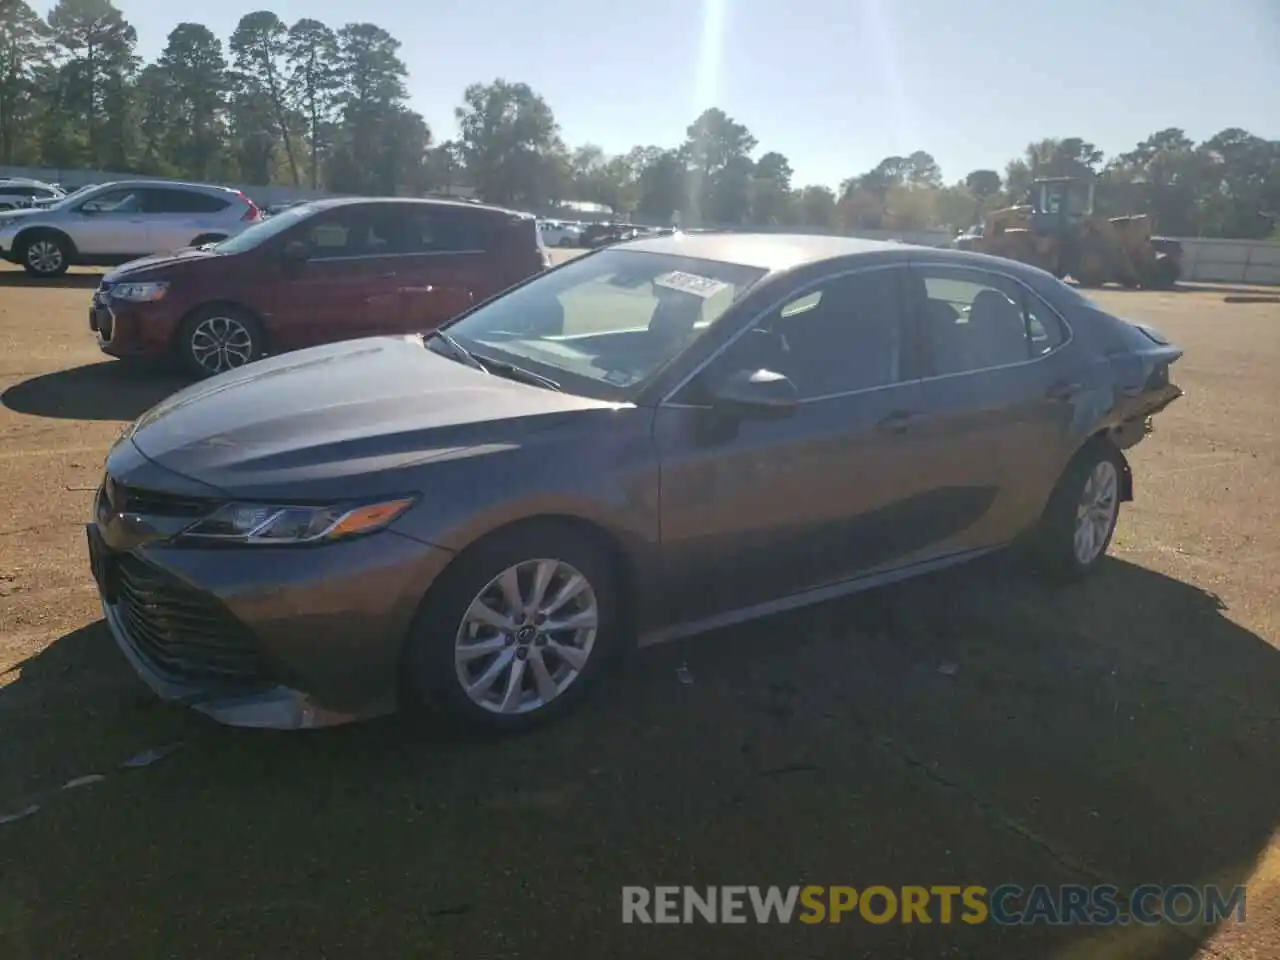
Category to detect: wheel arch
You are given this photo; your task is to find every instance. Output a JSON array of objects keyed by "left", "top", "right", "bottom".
[
  {"left": 172, "top": 299, "right": 268, "bottom": 354},
  {"left": 14, "top": 225, "right": 78, "bottom": 259},
  {"left": 1076, "top": 430, "right": 1133, "bottom": 502},
  {"left": 190, "top": 233, "right": 227, "bottom": 246},
  {"left": 415, "top": 512, "right": 642, "bottom": 646}
]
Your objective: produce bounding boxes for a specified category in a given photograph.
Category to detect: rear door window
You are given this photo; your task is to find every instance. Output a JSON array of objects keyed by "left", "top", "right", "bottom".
[
  {"left": 398, "top": 207, "right": 487, "bottom": 254},
  {"left": 915, "top": 267, "right": 1067, "bottom": 376},
  {"left": 142, "top": 188, "right": 230, "bottom": 214}
]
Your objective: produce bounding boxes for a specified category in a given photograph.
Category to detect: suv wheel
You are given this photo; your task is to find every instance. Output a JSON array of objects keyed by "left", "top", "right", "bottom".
[
  {"left": 178, "top": 305, "right": 264, "bottom": 378},
  {"left": 21, "top": 232, "right": 71, "bottom": 278},
  {"left": 402, "top": 523, "right": 620, "bottom": 732}
]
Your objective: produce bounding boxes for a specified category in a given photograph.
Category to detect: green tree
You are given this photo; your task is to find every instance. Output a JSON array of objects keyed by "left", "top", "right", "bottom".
[
  {"left": 455, "top": 78, "right": 561, "bottom": 207},
  {"left": 230, "top": 11, "right": 299, "bottom": 184},
  {"left": 0, "top": 0, "right": 52, "bottom": 164},
  {"left": 326, "top": 23, "right": 428, "bottom": 195},
  {"left": 796, "top": 184, "right": 836, "bottom": 228},
  {"left": 964, "top": 169, "right": 1002, "bottom": 201},
  {"left": 750, "top": 150, "right": 793, "bottom": 224},
  {"left": 635, "top": 148, "right": 685, "bottom": 223},
  {"left": 683, "top": 108, "right": 757, "bottom": 225},
  {"left": 285, "top": 18, "right": 341, "bottom": 189},
  {"left": 47, "top": 0, "right": 139, "bottom": 168},
  {"left": 155, "top": 22, "right": 228, "bottom": 179}
]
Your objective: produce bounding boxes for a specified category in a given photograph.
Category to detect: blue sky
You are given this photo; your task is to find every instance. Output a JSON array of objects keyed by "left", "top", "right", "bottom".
[{"left": 47, "top": 0, "right": 1280, "bottom": 188}]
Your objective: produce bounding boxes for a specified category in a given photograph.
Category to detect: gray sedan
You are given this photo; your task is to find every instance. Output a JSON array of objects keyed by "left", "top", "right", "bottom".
[{"left": 86, "top": 234, "right": 1183, "bottom": 731}]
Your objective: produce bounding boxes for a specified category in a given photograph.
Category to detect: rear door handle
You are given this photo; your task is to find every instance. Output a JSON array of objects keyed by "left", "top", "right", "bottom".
[
  {"left": 876, "top": 410, "right": 920, "bottom": 435},
  {"left": 1046, "top": 380, "right": 1083, "bottom": 401}
]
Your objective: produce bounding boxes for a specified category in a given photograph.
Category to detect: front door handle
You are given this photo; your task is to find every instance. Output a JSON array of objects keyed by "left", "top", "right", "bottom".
[
  {"left": 1046, "top": 380, "right": 1083, "bottom": 401},
  {"left": 374, "top": 271, "right": 397, "bottom": 279},
  {"left": 876, "top": 410, "right": 920, "bottom": 435}
]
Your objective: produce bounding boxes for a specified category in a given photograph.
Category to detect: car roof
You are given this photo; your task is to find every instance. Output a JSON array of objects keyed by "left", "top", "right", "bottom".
[
  {"left": 85, "top": 179, "right": 242, "bottom": 194},
  {"left": 302, "top": 195, "right": 532, "bottom": 220},
  {"left": 619, "top": 231, "right": 908, "bottom": 271},
  {"left": 615, "top": 230, "right": 1070, "bottom": 287}
]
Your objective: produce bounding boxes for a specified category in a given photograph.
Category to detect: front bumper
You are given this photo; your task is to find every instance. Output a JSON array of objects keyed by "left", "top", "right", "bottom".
[
  {"left": 90, "top": 291, "right": 183, "bottom": 359},
  {"left": 89, "top": 511, "right": 456, "bottom": 730},
  {"left": 101, "top": 594, "right": 380, "bottom": 729}
]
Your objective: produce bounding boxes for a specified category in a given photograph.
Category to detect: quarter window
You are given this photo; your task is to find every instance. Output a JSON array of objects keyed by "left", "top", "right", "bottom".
[
  {"left": 917, "top": 267, "right": 1066, "bottom": 376},
  {"left": 142, "top": 188, "right": 230, "bottom": 214},
  {"left": 714, "top": 268, "right": 906, "bottom": 399}
]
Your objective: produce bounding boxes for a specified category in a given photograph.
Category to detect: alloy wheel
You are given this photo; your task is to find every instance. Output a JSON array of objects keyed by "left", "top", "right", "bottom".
[
  {"left": 1073, "top": 460, "right": 1118, "bottom": 565},
  {"left": 26, "top": 239, "right": 63, "bottom": 275},
  {"left": 454, "top": 558, "right": 599, "bottom": 715},
  {"left": 190, "top": 315, "right": 254, "bottom": 375}
]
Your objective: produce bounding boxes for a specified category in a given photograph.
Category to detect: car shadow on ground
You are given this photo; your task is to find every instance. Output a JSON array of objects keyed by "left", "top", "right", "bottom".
[
  {"left": 0, "top": 270, "right": 104, "bottom": 289},
  {"left": 1, "top": 555, "right": 1276, "bottom": 958},
  {"left": 1, "top": 361, "right": 186, "bottom": 421}
]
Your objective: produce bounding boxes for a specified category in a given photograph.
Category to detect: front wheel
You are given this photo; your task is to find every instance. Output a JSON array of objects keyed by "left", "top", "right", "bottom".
[
  {"left": 1030, "top": 441, "right": 1125, "bottom": 579},
  {"left": 177, "top": 305, "right": 264, "bottom": 378},
  {"left": 21, "top": 232, "right": 72, "bottom": 278},
  {"left": 402, "top": 523, "right": 620, "bottom": 732}
]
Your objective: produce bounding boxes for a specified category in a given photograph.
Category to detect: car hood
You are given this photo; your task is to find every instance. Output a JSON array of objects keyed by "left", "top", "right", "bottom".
[
  {"left": 128, "top": 336, "right": 618, "bottom": 500},
  {"left": 106, "top": 246, "right": 225, "bottom": 281}
]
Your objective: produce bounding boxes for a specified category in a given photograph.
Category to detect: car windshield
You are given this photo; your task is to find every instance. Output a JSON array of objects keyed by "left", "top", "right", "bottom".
[
  {"left": 214, "top": 203, "right": 317, "bottom": 253},
  {"left": 436, "top": 248, "right": 767, "bottom": 402}
]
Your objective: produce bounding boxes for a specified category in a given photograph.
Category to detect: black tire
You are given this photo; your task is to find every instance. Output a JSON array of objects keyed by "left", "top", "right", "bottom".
[
  {"left": 1144, "top": 256, "right": 1180, "bottom": 290},
  {"left": 176, "top": 304, "right": 265, "bottom": 379},
  {"left": 401, "top": 521, "right": 621, "bottom": 733},
  {"left": 190, "top": 234, "right": 227, "bottom": 247},
  {"left": 558, "top": 237, "right": 574, "bottom": 247},
  {"left": 19, "top": 230, "right": 72, "bottom": 278},
  {"left": 1030, "top": 440, "right": 1125, "bottom": 580}
]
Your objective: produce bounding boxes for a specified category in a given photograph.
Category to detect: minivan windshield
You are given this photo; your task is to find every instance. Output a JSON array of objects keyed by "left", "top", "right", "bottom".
[
  {"left": 436, "top": 248, "right": 767, "bottom": 401},
  {"left": 214, "top": 203, "right": 317, "bottom": 254}
]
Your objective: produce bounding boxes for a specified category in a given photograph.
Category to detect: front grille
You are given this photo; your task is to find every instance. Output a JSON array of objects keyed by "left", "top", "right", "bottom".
[
  {"left": 115, "top": 553, "right": 268, "bottom": 684},
  {"left": 108, "top": 478, "right": 217, "bottom": 519}
]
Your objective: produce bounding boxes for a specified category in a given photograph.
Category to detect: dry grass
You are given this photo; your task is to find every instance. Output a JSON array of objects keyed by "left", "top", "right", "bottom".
[{"left": 0, "top": 262, "right": 1277, "bottom": 959}]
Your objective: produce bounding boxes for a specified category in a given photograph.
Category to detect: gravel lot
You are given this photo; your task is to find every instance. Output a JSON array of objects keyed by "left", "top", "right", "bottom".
[{"left": 1, "top": 259, "right": 1277, "bottom": 959}]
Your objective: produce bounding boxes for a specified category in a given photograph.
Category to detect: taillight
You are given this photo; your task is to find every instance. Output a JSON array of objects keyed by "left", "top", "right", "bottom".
[{"left": 236, "top": 192, "right": 262, "bottom": 222}]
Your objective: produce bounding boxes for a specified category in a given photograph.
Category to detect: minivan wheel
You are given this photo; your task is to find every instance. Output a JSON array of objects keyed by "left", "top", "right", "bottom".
[
  {"left": 178, "top": 305, "right": 264, "bottom": 378},
  {"left": 21, "top": 232, "right": 71, "bottom": 277},
  {"left": 1032, "top": 440, "right": 1124, "bottom": 579},
  {"left": 402, "top": 523, "right": 619, "bottom": 732}
]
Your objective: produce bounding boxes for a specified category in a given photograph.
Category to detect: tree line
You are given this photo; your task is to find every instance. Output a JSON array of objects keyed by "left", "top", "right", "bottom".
[{"left": 2, "top": 0, "right": 1276, "bottom": 238}]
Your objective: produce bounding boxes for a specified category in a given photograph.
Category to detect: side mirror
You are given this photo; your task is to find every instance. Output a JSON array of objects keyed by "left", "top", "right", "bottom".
[
  {"left": 282, "top": 240, "right": 310, "bottom": 263},
  {"left": 706, "top": 368, "right": 799, "bottom": 418}
]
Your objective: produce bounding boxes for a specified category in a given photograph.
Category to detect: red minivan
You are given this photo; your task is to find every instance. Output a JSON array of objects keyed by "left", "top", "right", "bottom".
[{"left": 89, "top": 197, "right": 552, "bottom": 378}]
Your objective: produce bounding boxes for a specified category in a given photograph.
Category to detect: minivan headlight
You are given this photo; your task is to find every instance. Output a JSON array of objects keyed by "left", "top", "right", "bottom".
[
  {"left": 181, "top": 497, "right": 415, "bottom": 544},
  {"left": 112, "top": 281, "right": 169, "bottom": 302}
]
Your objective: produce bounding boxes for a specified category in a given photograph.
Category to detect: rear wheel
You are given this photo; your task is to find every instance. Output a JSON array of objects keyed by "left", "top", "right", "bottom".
[
  {"left": 20, "top": 231, "right": 72, "bottom": 278},
  {"left": 1030, "top": 441, "right": 1124, "bottom": 579},
  {"left": 401, "top": 522, "right": 620, "bottom": 732},
  {"left": 177, "top": 305, "right": 264, "bottom": 378},
  {"left": 1144, "top": 256, "right": 1180, "bottom": 290}
]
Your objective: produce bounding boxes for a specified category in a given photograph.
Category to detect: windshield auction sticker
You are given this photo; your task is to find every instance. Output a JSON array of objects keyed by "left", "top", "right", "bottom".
[{"left": 653, "top": 271, "right": 730, "bottom": 299}]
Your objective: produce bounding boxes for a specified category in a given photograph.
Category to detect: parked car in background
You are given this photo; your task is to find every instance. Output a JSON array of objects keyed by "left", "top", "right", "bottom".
[
  {"left": 0, "top": 180, "right": 263, "bottom": 277},
  {"left": 86, "top": 234, "right": 1183, "bottom": 732},
  {"left": 0, "top": 178, "right": 65, "bottom": 211},
  {"left": 90, "top": 196, "right": 549, "bottom": 377},
  {"left": 580, "top": 221, "right": 644, "bottom": 247},
  {"left": 538, "top": 219, "right": 582, "bottom": 247}
]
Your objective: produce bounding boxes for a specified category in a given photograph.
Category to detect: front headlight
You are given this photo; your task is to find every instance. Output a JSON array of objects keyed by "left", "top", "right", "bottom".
[
  {"left": 112, "top": 281, "right": 169, "bottom": 302},
  {"left": 180, "top": 497, "right": 415, "bottom": 544}
]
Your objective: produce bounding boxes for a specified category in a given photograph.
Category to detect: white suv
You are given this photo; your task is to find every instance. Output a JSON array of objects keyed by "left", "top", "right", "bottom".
[{"left": 0, "top": 180, "right": 262, "bottom": 277}]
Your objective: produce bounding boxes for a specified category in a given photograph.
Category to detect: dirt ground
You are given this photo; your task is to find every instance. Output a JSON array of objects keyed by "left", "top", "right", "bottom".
[{"left": 0, "top": 261, "right": 1277, "bottom": 959}]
